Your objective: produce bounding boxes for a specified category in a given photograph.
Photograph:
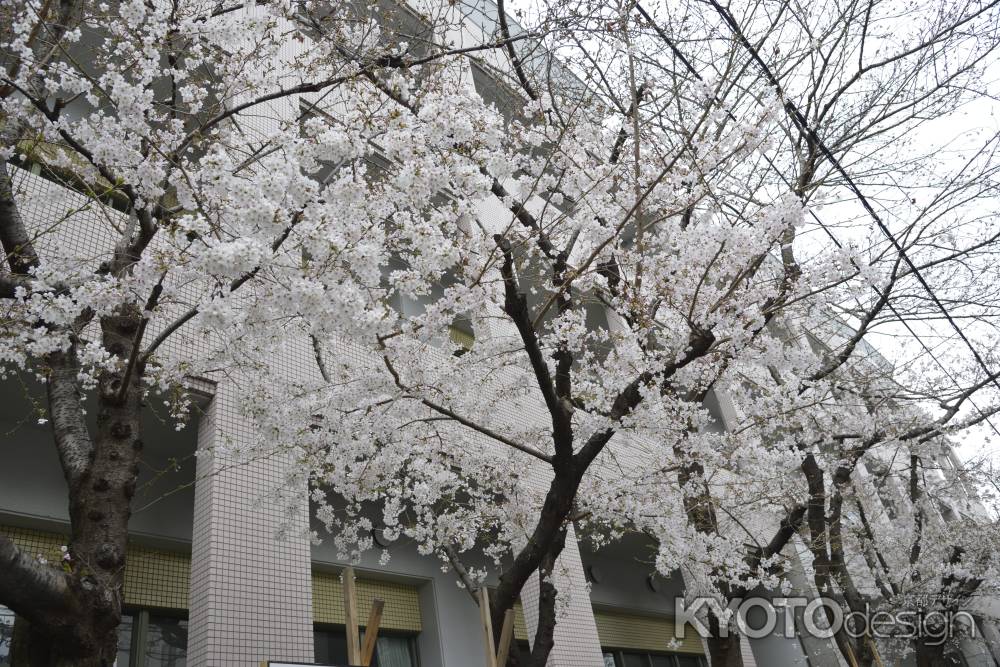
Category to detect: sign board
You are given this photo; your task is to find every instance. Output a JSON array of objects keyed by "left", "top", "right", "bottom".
[{"left": 266, "top": 663, "right": 346, "bottom": 667}]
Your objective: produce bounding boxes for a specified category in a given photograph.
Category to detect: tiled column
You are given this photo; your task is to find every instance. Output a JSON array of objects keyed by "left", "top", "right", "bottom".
[
  {"left": 976, "top": 617, "right": 1000, "bottom": 665},
  {"left": 785, "top": 539, "right": 849, "bottom": 667},
  {"left": 520, "top": 525, "right": 605, "bottom": 667},
  {"left": 188, "top": 381, "right": 315, "bottom": 666}
]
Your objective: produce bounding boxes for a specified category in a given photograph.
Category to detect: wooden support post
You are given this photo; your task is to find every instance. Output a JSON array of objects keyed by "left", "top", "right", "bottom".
[
  {"left": 866, "top": 636, "right": 885, "bottom": 667},
  {"left": 844, "top": 641, "right": 860, "bottom": 667},
  {"left": 360, "top": 599, "right": 385, "bottom": 666},
  {"left": 478, "top": 587, "right": 498, "bottom": 667},
  {"left": 495, "top": 608, "right": 515, "bottom": 667},
  {"left": 344, "top": 566, "right": 361, "bottom": 666}
]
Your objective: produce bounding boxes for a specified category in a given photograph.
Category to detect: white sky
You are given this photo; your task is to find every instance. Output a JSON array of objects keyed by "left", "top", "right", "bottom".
[{"left": 500, "top": 0, "right": 1000, "bottom": 476}]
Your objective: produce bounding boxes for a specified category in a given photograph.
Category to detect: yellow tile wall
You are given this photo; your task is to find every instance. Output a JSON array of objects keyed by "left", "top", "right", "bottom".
[
  {"left": 0, "top": 524, "right": 190, "bottom": 610},
  {"left": 1, "top": 525, "right": 428, "bottom": 634},
  {"left": 593, "top": 608, "right": 704, "bottom": 654},
  {"left": 513, "top": 600, "right": 528, "bottom": 641},
  {"left": 124, "top": 545, "right": 190, "bottom": 610},
  {"left": 312, "top": 570, "right": 422, "bottom": 632}
]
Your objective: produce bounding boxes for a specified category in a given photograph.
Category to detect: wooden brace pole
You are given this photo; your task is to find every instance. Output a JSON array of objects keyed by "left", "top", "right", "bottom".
[
  {"left": 344, "top": 566, "right": 361, "bottom": 666},
  {"left": 495, "top": 608, "right": 515, "bottom": 667},
  {"left": 478, "top": 588, "right": 516, "bottom": 667},
  {"left": 479, "top": 587, "right": 498, "bottom": 667},
  {"left": 360, "top": 599, "right": 385, "bottom": 666}
]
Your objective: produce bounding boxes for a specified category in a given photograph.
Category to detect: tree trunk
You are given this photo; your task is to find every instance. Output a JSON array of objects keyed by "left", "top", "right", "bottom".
[
  {"left": 523, "top": 527, "right": 568, "bottom": 667},
  {"left": 676, "top": 455, "right": 745, "bottom": 667},
  {"left": 704, "top": 612, "right": 744, "bottom": 667},
  {"left": 12, "top": 616, "right": 109, "bottom": 667},
  {"left": 914, "top": 638, "right": 949, "bottom": 667},
  {"left": 16, "top": 308, "right": 145, "bottom": 666},
  {"left": 493, "top": 471, "right": 579, "bottom": 667}
]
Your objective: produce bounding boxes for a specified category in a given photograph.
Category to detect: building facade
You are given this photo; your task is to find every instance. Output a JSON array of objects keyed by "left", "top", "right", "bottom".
[{"left": 1, "top": 1, "right": 999, "bottom": 666}]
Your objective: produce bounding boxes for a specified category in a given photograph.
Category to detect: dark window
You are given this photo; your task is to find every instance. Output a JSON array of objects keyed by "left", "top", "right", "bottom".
[
  {"left": 315, "top": 627, "right": 349, "bottom": 664},
  {"left": 145, "top": 615, "right": 188, "bottom": 667},
  {"left": 675, "top": 657, "right": 706, "bottom": 667},
  {"left": 0, "top": 606, "right": 185, "bottom": 667},
  {"left": 623, "top": 652, "right": 649, "bottom": 667},
  {"left": 470, "top": 62, "right": 525, "bottom": 125},
  {"left": 603, "top": 649, "right": 708, "bottom": 667},
  {"left": 117, "top": 613, "right": 135, "bottom": 667},
  {"left": 117, "top": 609, "right": 187, "bottom": 667},
  {"left": 314, "top": 626, "right": 419, "bottom": 667},
  {"left": 0, "top": 606, "right": 13, "bottom": 667}
]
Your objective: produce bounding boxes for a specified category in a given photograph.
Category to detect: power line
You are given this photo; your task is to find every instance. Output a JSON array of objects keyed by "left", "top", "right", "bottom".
[
  {"left": 632, "top": 1, "right": 1000, "bottom": 437},
  {"left": 704, "top": 0, "right": 1000, "bottom": 389}
]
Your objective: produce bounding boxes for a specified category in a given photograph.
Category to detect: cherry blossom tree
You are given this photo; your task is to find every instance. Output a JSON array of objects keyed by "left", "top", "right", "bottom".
[{"left": 2, "top": 0, "right": 1000, "bottom": 665}]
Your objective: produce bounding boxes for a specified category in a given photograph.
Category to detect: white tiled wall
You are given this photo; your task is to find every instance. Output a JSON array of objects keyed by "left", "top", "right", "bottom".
[{"left": 189, "top": 381, "right": 315, "bottom": 666}]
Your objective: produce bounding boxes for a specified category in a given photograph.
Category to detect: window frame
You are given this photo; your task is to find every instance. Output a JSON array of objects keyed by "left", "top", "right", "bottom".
[
  {"left": 120, "top": 606, "right": 189, "bottom": 667},
  {"left": 0, "top": 606, "right": 13, "bottom": 667},
  {"left": 313, "top": 623, "right": 421, "bottom": 667},
  {"left": 601, "top": 647, "right": 708, "bottom": 667}
]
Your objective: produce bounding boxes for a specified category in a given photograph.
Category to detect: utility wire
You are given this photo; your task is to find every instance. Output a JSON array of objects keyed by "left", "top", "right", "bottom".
[
  {"left": 632, "top": 1, "right": 1000, "bottom": 438},
  {"left": 703, "top": 0, "right": 1000, "bottom": 393}
]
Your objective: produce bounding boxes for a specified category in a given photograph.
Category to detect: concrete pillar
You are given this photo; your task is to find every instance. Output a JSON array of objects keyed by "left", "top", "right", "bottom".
[
  {"left": 188, "top": 382, "right": 315, "bottom": 666},
  {"left": 974, "top": 617, "right": 1000, "bottom": 666}
]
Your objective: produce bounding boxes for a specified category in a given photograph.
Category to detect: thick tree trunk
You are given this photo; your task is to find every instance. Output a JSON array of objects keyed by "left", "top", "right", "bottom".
[
  {"left": 703, "top": 611, "right": 744, "bottom": 667},
  {"left": 12, "top": 616, "right": 108, "bottom": 667},
  {"left": 15, "top": 308, "right": 145, "bottom": 666},
  {"left": 494, "top": 474, "right": 576, "bottom": 667},
  {"left": 3, "top": 84, "right": 143, "bottom": 665},
  {"left": 914, "top": 638, "right": 949, "bottom": 667},
  {"left": 523, "top": 527, "right": 568, "bottom": 667}
]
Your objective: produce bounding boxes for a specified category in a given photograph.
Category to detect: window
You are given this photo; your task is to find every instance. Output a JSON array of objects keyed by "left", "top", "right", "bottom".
[
  {"left": 0, "top": 606, "right": 13, "bottom": 667},
  {"left": 602, "top": 649, "right": 708, "bottom": 667},
  {"left": 145, "top": 615, "right": 188, "bottom": 667},
  {"left": 314, "top": 627, "right": 348, "bottom": 664},
  {"left": 448, "top": 316, "right": 475, "bottom": 355},
  {"left": 117, "top": 610, "right": 188, "bottom": 667},
  {"left": 470, "top": 62, "right": 525, "bottom": 124},
  {"left": 314, "top": 627, "right": 419, "bottom": 667},
  {"left": 117, "top": 613, "right": 135, "bottom": 667},
  {"left": 373, "top": 636, "right": 416, "bottom": 667},
  {"left": 382, "top": 257, "right": 476, "bottom": 353},
  {"left": 0, "top": 606, "right": 185, "bottom": 667},
  {"left": 623, "top": 653, "right": 648, "bottom": 667}
]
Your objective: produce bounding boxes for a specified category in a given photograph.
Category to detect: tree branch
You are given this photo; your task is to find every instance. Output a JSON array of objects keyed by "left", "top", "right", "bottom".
[
  {"left": 0, "top": 533, "right": 74, "bottom": 623},
  {"left": 496, "top": 0, "right": 538, "bottom": 101},
  {"left": 443, "top": 544, "right": 479, "bottom": 604},
  {"left": 45, "top": 346, "right": 93, "bottom": 483},
  {"left": 138, "top": 213, "right": 302, "bottom": 366},
  {"left": 0, "top": 160, "right": 41, "bottom": 275},
  {"left": 494, "top": 234, "right": 570, "bottom": 458},
  {"left": 376, "top": 340, "right": 553, "bottom": 464}
]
